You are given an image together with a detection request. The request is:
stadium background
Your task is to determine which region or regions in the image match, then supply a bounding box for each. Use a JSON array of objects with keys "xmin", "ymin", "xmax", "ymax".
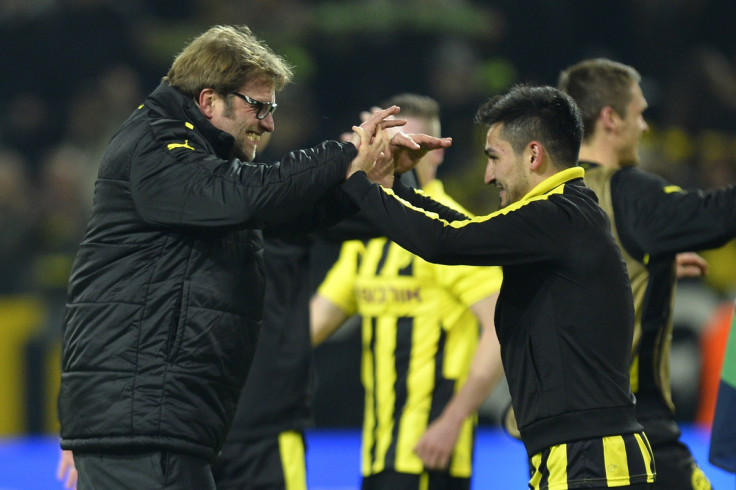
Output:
[{"xmin": 1, "ymin": 0, "xmax": 735, "ymax": 487}]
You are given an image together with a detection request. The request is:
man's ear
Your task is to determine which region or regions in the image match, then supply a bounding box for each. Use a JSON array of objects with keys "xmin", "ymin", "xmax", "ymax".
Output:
[
  {"xmin": 198, "ymin": 88, "xmax": 218, "ymax": 119},
  {"xmin": 528, "ymin": 141, "xmax": 544, "ymax": 171},
  {"xmin": 600, "ymin": 106, "xmax": 619, "ymax": 131}
]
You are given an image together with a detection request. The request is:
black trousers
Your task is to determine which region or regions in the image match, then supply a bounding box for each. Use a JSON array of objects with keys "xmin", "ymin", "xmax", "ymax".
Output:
[
  {"xmin": 212, "ymin": 431, "xmax": 307, "ymax": 490},
  {"xmin": 74, "ymin": 450, "xmax": 215, "ymax": 490}
]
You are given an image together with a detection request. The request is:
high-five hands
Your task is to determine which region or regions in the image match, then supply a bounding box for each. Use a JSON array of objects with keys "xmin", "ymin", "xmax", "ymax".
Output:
[
  {"xmin": 345, "ymin": 105, "xmax": 452, "ymax": 186},
  {"xmin": 345, "ymin": 106, "xmax": 404, "ymax": 186},
  {"xmin": 348, "ymin": 124, "xmax": 392, "ymax": 186},
  {"xmin": 347, "ymin": 105, "xmax": 406, "ymax": 149}
]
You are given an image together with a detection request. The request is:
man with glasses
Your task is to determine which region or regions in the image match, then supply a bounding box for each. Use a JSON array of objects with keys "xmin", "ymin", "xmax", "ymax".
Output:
[
  {"xmin": 229, "ymin": 91, "xmax": 278, "ymax": 120},
  {"xmin": 56, "ymin": 24, "xmax": 449, "ymax": 489}
]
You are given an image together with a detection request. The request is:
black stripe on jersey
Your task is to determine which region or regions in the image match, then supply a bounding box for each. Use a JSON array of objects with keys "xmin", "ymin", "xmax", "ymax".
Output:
[
  {"xmin": 564, "ymin": 438, "xmax": 606, "ymax": 483},
  {"xmin": 625, "ymin": 432, "xmax": 647, "ymax": 480},
  {"xmin": 536, "ymin": 448, "xmax": 552, "ymax": 489},
  {"xmin": 368, "ymin": 316, "xmax": 379, "ymax": 467},
  {"xmin": 564, "ymin": 441, "xmax": 581, "ymax": 483},
  {"xmin": 374, "ymin": 240, "xmax": 391, "ymax": 274},
  {"xmin": 397, "ymin": 254, "xmax": 413, "ymax": 276},
  {"xmin": 429, "ymin": 327, "xmax": 452, "ymax": 424},
  {"xmin": 384, "ymin": 316, "xmax": 414, "ymax": 467}
]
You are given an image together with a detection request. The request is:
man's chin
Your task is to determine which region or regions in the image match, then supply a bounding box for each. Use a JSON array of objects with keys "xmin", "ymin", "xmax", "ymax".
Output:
[{"xmin": 234, "ymin": 147, "xmax": 256, "ymax": 162}]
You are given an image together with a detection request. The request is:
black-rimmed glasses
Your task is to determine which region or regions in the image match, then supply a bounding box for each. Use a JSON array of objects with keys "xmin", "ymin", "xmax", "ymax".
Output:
[{"xmin": 230, "ymin": 92, "xmax": 277, "ymax": 120}]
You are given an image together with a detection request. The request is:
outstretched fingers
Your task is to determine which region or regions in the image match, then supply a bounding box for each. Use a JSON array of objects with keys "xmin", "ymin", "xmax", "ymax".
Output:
[
  {"xmin": 407, "ymin": 133, "xmax": 453, "ymax": 150},
  {"xmin": 361, "ymin": 105, "xmax": 406, "ymax": 137},
  {"xmin": 389, "ymin": 132, "xmax": 453, "ymax": 174}
]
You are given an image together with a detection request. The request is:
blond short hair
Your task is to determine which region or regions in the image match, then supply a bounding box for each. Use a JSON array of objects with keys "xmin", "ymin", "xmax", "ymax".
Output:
[
  {"xmin": 558, "ymin": 58, "xmax": 640, "ymax": 141},
  {"xmin": 164, "ymin": 25, "xmax": 294, "ymax": 98}
]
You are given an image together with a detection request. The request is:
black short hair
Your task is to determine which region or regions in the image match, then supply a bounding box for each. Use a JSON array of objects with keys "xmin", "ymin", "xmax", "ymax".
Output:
[{"xmin": 474, "ymin": 84, "xmax": 583, "ymax": 168}]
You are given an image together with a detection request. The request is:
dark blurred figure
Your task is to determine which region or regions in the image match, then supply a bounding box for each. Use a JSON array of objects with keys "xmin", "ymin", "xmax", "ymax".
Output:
[
  {"xmin": 0, "ymin": 148, "xmax": 36, "ymax": 294},
  {"xmin": 556, "ymin": 57, "xmax": 736, "ymax": 489}
]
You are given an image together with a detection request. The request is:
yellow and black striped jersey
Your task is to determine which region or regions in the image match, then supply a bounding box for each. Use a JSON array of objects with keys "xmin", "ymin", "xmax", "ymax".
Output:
[{"xmin": 318, "ymin": 180, "xmax": 502, "ymax": 477}]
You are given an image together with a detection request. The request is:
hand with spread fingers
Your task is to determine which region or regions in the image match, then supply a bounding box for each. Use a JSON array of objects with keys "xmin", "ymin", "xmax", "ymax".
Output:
[
  {"xmin": 389, "ymin": 131, "xmax": 452, "ymax": 175},
  {"xmin": 347, "ymin": 105, "xmax": 406, "ymax": 148},
  {"xmin": 348, "ymin": 128, "xmax": 453, "ymax": 187}
]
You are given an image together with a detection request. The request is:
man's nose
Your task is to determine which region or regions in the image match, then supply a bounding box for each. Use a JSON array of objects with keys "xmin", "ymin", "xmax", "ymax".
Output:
[
  {"xmin": 261, "ymin": 113, "xmax": 275, "ymax": 132},
  {"xmin": 484, "ymin": 163, "xmax": 495, "ymax": 185}
]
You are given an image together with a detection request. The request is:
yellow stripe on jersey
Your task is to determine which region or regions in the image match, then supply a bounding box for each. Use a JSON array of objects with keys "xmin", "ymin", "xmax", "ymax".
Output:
[
  {"xmin": 378, "ymin": 168, "xmax": 583, "ymax": 231},
  {"xmin": 603, "ymin": 435, "xmax": 631, "ymax": 486},
  {"xmin": 529, "ymin": 434, "xmax": 656, "ymax": 488},
  {"xmin": 529, "ymin": 452, "xmax": 544, "ymax": 489},
  {"xmin": 448, "ymin": 413, "xmax": 474, "ymax": 477},
  {"xmin": 395, "ymin": 318, "xmax": 440, "ymax": 474},
  {"xmin": 634, "ymin": 433, "xmax": 656, "ymax": 483},
  {"xmin": 547, "ymin": 443, "xmax": 569, "ymax": 489},
  {"xmin": 630, "ymin": 354, "xmax": 639, "ymax": 392},
  {"xmin": 529, "ymin": 444, "xmax": 570, "ymax": 489},
  {"xmin": 278, "ymin": 431, "xmax": 306, "ymax": 490},
  {"xmin": 448, "ymin": 167, "xmax": 583, "ymax": 229},
  {"xmin": 419, "ymin": 472, "xmax": 429, "ymax": 490},
  {"xmin": 361, "ymin": 321, "xmax": 377, "ymax": 476}
]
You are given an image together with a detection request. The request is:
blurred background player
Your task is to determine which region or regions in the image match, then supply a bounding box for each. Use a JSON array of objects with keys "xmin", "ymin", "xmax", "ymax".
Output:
[{"xmin": 312, "ymin": 93, "xmax": 502, "ymax": 490}]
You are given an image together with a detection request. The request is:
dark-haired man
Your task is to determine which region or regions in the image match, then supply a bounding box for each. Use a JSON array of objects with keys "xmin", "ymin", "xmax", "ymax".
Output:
[{"xmin": 341, "ymin": 84, "xmax": 656, "ymax": 489}]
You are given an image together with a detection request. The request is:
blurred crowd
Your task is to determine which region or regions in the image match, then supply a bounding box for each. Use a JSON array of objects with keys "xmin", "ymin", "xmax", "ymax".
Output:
[{"xmin": 2, "ymin": 0, "xmax": 736, "ymax": 434}]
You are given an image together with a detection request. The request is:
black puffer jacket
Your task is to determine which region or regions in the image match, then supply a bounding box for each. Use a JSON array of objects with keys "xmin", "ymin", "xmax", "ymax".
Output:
[{"xmin": 58, "ymin": 82, "xmax": 357, "ymax": 462}]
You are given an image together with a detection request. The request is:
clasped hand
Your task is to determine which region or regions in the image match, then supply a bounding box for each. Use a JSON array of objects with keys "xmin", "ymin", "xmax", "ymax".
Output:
[{"xmin": 346, "ymin": 106, "xmax": 452, "ymax": 187}]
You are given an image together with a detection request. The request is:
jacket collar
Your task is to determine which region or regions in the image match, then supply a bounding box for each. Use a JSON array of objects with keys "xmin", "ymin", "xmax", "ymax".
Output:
[
  {"xmin": 146, "ymin": 82, "xmax": 235, "ymax": 159},
  {"xmin": 520, "ymin": 166, "xmax": 584, "ymax": 201}
]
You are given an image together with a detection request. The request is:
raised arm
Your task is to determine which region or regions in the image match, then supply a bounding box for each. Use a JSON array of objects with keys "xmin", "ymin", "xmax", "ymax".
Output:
[
  {"xmin": 347, "ymin": 126, "xmax": 452, "ymax": 188},
  {"xmin": 614, "ymin": 168, "xmax": 736, "ymax": 257},
  {"xmin": 342, "ymin": 171, "xmax": 558, "ymax": 267}
]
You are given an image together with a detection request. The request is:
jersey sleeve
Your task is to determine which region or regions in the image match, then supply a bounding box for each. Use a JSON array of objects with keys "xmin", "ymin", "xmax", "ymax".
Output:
[
  {"xmin": 612, "ymin": 167, "xmax": 736, "ymax": 259},
  {"xmin": 341, "ymin": 172, "xmax": 567, "ymax": 267},
  {"xmin": 436, "ymin": 264, "xmax": 503, "ymax": 308}
]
